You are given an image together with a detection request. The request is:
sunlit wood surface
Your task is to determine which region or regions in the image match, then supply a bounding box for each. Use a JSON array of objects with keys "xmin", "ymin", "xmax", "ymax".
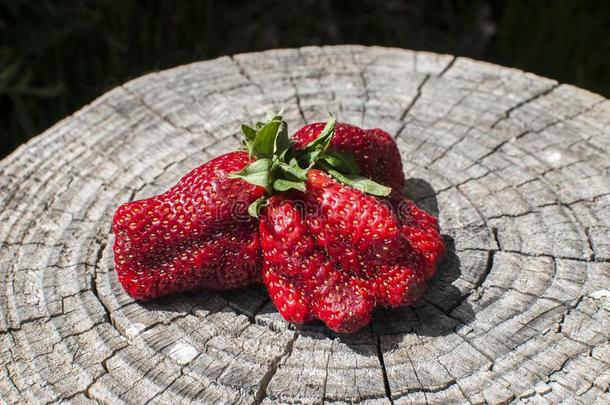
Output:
[{"xmin": 1, "ymin": 46, "xmax": 609, "ymax": 404}]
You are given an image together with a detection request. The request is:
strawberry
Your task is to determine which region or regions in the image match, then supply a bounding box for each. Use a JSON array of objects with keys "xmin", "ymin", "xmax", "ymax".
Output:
[
  {"xmin": 112, "ymin": 112, "xmax": 445, "ymax": 335},
  {"xmin": 112, "ymin": 151, "xmax": 264, "ymax": 300},
  {"xmin": 260, "ymin": 194, "xmax": 376, "ymax": 332},
  {"xmin": 394, "ymin": 197, "xmax": 446, "ymax": 280},
  {"xmin": 292, "ymin": 122, "xmax": 444, "ymax": 279},
  {"xmin": 259, "ymin": 170, "xmax": 428, "ymax": 333},
  {"xmin": 292, "ymin": 122, "xmax": 405, "ymax": 193},
  {"xmin": 304, "ymin": 169, "xmax": 404, "ymax": 274}
]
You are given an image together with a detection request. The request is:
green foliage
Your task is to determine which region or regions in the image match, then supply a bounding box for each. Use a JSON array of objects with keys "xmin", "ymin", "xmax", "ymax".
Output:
[
  {"xmin": 233, "ymin": 113, "xmax": 390, "ymax": 215},
  {"xmin": 1, "ymin": 0, "xmax": 609, "ymax": 158}
]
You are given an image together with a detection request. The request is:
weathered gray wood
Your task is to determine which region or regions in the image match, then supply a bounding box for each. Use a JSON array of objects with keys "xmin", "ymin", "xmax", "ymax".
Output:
[{"xmin": 1, "ymin": 45, "xmax": 609, "ymax": 404}]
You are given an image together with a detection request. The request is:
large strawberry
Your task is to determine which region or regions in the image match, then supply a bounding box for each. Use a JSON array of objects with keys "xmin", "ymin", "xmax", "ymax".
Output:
[
  {"xmin": 113, "ymin": 112, "xmax": 445, "ymax": 334},
  {"xmin": 292, "ymin": 121, "xmax": 444, "ymax": 279},
  {"xmin": 111, "ymin": 114, "xmax": 366, "ymax": 301},
  {"xmin": 292, "ymin": 122, "xmax": 405, "ymax": 193},
  {"xmin": 112, "ymin": 151, "xmax": 264, "ymax": 300},
  {"xmin": 259, "ymin": 171, "xmax": 427, "ymax": 333},
  {"xmin": 231, "ymin": 116, "xmax": 431, "ymax": 332},
  {"xmin": 260, "ymin": 194, "xmax": 375, "ymax": 332}
]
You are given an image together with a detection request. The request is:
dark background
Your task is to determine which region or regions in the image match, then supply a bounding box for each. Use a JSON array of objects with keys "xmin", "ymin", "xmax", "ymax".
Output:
[{"xmin": 1, "ymin": 0, "xmax": 609, "ymax": 158}]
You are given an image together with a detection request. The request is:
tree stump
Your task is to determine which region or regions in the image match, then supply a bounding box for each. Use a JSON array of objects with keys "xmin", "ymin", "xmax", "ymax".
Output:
[{"xmin": 1, "ymin": 46, "xmax": 609, "ymax": 404}]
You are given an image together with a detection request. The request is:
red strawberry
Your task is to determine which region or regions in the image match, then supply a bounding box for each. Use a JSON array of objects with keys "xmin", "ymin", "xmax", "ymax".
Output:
[
  {"xmin": 293, "ymin": 121, "xmax": 444, "ymax": 279},
  {"xmin": 260, "ymin": 194, "xmax": 376, "ymax": 332},
  {"xmin": 292, "ymin": 122, "xmax": 405, "ymax": 193},
  {"xmin": 395, "ymin": 198, "xmax": 446, "ymax": 280},
  {"xmin": 112, "ymin": 113, "xmax": 445, "ymax": 335},
  {"xmin": 259, "ymin": 170, "xmax": 428, "ymax": 333},
  {"xmin": 305, "ymin": 169, "xmax": 404, "ymax": 274},
  {"xmin": 112, "ymin": 151, "xmax": 264, "ymax": 300},
  {"xmin": 304, "ymin": 170, "xmax": 428, "ymax": 306}
]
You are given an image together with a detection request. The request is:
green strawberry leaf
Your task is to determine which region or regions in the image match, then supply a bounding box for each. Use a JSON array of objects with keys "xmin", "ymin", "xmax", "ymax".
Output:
[
  {"xmin": 320, "ymin": 150, "xmax": 359, "ymax": 174},
  {"xmin": 296, "ymin": 151, "xmax": 315, "ymax": 170},
  {"xmin": 241, "ymin": 124, "xmax": 257, "ymax": 142},
  {"xmin": 248, "ymin": 196, "xmax": 268, "ymax": 218},
  {"xmin": 274, "ymin": 120, "xmax": 294, "ymax": 157},
  {"xmin": 298, "ymin": 116, "xmax": 337, "ymax": 168},
  {"xmin": 252, "ymin": 119, "xmax": 282, "ymax": 159},
  {"xmin": 240, "ymin": 125, "xmax": 258, "ymax": 157},
  {"xmin": 277, "ymin": 158, "xmax": 308, "ymax": 181},
  {"xmin": 236, "ymin": 112, "xmax": 391, "ymax": 200},
  {"xmin": 273, "ymin": 179, "xmax": 306, "ymax": 193},
  {"xmin": 303, "ymin": 115, "xmax": 336, "ymax": 153},
  {"xmin": 228, "ymin": 158, "xmax": 272, "ymax": 189},
  {"xmin": 325, "ymin": 169, "xmax": 391, "ymax": 197}
]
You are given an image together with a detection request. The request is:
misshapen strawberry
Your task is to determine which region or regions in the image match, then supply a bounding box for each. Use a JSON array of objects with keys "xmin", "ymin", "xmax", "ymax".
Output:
[
  {"xmin": 306, "ymin": 170, "xmax": 428, "ymax": 314},
  {"xmin": 113, "ymin": 151, "xmax": 264, "ymax": 300},
  {"xmin": 293, "ymin": 121, "xmax": 445, "ymax": 280},
  {"xmin": 260, "ymin": 194, "xmax": 376, "ymax": 333},
  {"xmin": 112, "ymin": 113, "xmax": 445, "ymax": 334},
  {"xmin": 259, "ymin": 170, "xmax": 428, "ymax": 333}
]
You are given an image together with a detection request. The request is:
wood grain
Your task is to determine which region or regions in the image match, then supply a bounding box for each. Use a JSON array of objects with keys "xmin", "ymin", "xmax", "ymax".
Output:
[{"xmin": 1, "ymin": 45, "xmax": 609, "ymax": 404}]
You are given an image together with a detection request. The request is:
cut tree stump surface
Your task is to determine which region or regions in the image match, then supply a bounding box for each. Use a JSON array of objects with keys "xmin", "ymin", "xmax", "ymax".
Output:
[{"xmin": 1, "ymin": 46, "xmax": 609, "ymax": 404}]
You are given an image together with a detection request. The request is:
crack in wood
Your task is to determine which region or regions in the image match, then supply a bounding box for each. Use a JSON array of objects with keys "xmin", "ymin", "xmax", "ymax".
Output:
[
  {"xmin": 461, "ymin": 247, "xmax": 609, "ymax": 263},
  {"xmin": 321, "ymin": 338, "xmax": 334, "ymax": 402},
  {"xmin": 375, "ymin": 334, "xmax": 394, "ymax": 404},
  {"xmin": 399, "ymin": 74, "xmax": 430, "ymax": 121},
  {"xmin": 290, "ymin": 49, "xmax": 308, "ymax": 125},
  {"xmin": 120, "ymin": 85, "xmax": 205, "ymax": 137},
  {"xmin": 584, "ymin": 227, "xmax": 597, "ymax": 262},
  {"xmin": 490, "ymin": 83, "xmax": 560, "ymax": 129},
  {"xmin": 253, "ymin": 331, "xmax": 298, "ymax": 404},
  {"xmin": 84, "ymin": 344, "xmax": 127, "ymax": 401},
  {"xmin": 91, "ymin": 237, "xmax": 111, "ymax": 326},
  {"xmin": 438, "ymin": 55, "xmax": 457, "ymax": 77},
  {"xmin": 474, "ymin": 96, "xmax": 607, "ymax": 172},
  {"xmin": 229, "ymin": 55, "xmax": 266, "ymax": 98}
]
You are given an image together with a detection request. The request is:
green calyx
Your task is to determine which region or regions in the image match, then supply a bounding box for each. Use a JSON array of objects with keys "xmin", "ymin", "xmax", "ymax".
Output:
[{"xmin": 230, "ymin": 112, "xmax": 391, "ymax": 217}]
